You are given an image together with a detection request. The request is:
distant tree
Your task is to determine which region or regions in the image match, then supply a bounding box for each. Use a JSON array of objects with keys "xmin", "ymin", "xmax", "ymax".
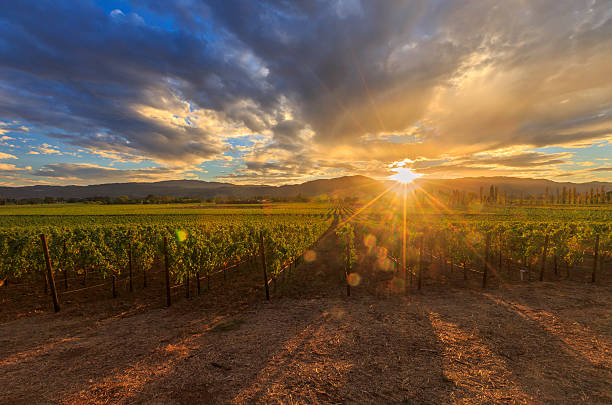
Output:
[{"xmin": 562, "ymin": 187, "xmax": 567, "ymax": 204}]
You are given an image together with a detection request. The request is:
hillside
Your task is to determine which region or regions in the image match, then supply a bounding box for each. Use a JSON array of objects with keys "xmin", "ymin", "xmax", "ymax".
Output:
[
  {"xmin": 0, "ymin": 175, "xmax": 384, "ymax": 200},
  {"xmin": 0, "ymin": 175, "xmax": 609, "ymax": 200}
]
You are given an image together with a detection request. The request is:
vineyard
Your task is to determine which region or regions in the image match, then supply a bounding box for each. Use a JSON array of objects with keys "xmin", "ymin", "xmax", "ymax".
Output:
[
  {"xmin": 2, "ymin": 201, "xmax": 611, "ymax": 318},
  {"xmin": 1, "ymin": 201, "xmax": 611, "ymax": 403},
  {"xmin": 0, "ymin": 203, "xmax": 337, "ymax": 317},
  {"xmin": 335, "ymin": 199, "xmax": 612, "ymax": 294}
]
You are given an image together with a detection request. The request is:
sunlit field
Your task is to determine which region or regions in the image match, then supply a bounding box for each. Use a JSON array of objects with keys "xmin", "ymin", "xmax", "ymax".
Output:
[
  {"xmin": 1, "ymin": 199, "xmax": 611, "ymax": 403},
  {"xmin": 0, "ymin": 202, "xmax": 331, "ymax": 225}
]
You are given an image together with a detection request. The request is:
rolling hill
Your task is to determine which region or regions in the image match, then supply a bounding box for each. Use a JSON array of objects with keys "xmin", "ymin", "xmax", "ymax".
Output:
[{"xmin": 0, "ymin": 175, "xmax": 609, "ymax": 200}]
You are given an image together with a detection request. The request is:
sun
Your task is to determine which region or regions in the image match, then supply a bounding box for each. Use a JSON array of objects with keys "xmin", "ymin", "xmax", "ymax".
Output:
[{"xmin": 389, "ymin": 166, "xmax": 422, "ymax": 184}]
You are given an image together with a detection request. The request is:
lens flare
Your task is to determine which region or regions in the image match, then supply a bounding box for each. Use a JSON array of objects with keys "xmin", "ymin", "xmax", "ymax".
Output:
[
  {"xmin": 376, "ymin": 256, "xmax": 393, "ymax": 271},
  {"xmin": 375, "ymin": 246, "xmax": 388, "ymax": 259},
  {"xmin": 364, "ymin": 233, "xmax": 376, "ymax": 248},
  {"xmin": 175, "ymin": 229, "xmax": 188, "ymax": 243},
  {"xmin": 347, "ymin": 272, "xmax": 362, "ymax": 287},
  {"xmin": 304, "ymin": 249, "xmax": 317, "ymax": 262}
]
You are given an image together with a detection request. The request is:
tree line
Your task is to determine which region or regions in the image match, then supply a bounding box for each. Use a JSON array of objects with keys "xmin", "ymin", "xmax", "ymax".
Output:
[{"xmin": 431, "ymin": 185, "xmax": 610, "ymax": 207}]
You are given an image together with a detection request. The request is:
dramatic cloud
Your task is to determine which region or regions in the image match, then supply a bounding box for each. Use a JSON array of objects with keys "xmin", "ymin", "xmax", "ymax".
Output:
[
  {"xmin": 0, "ymin": 0, "xmax": 611, "ymax": 184},
  {"xmin": 33, "ymin": 163, "xmax": 195, "ymax": 184}
]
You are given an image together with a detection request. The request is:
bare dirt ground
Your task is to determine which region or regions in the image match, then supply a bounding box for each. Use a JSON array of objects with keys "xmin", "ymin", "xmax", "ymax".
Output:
[{"xmin": 1, "ymin": 234, "xmax": 611, "ymax": 404}]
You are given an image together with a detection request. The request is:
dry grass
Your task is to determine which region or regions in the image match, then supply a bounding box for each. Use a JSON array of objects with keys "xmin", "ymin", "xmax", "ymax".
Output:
[{"xmin": 1, "ymin": 236, "xmax": 610, "ymax": 404}]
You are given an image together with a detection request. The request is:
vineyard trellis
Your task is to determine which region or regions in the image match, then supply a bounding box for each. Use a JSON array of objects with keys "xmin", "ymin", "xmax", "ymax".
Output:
[
  {"xmin": 2, "ymin": 203, "xmax": 611, "ymax": 309},
  {"xmin": 1, "ymin": 213, "xmax": 334, "ymax": 311},
  {"xmin": 343, "ymin": 207, "xmax": 612, "ymax": 292}
]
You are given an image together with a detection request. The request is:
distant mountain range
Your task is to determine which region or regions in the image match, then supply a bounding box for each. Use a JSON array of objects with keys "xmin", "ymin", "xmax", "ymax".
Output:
[
  {"xmin": 0, "ymin": 176, "xmax": 610, "ymax": 200},
  {"xmin": 0, "ymin": 176, "xmax": 384, "ymax": 200}
]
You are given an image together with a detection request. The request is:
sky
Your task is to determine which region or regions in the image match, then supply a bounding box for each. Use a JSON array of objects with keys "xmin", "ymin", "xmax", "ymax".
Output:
[{"xmin": 0, "ymin": 0, "xmax": 611, "ymax": 187}]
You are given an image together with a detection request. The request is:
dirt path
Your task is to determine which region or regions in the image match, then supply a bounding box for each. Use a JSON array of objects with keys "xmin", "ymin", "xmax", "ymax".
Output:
[{"xmin": 1, "ymin": 232, "xmax": 611, "ymax": 404}]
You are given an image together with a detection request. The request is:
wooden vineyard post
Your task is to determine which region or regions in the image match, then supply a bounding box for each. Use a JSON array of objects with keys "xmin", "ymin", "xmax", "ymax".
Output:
[
  {"xmin": 539, "ymin": 234, "xmax": 549, "ymax": 282},
  {"xmin": 592, "ymin": 234, "xmax": 599, "ymax": 283},
  {"xmin": 112, "ymin": 274, "xmax": 117, "ymax": 298},
  {"xmin": 527, "ymin": 261, "xmax": 531, "ymax": 282},
  {"xmin": 39, "ymin": 234, "xmax": 60, "ymax": 313},
  {"xmin": 554, "ymin": 254, "xmax": 558, "ymax": 276},
  {"xmin": 463, "ymin": 262, "xmax": 467, "ymax": 281},
  {"xmin": 506, "ymin": 258, "xmax": 511, "ymax": 277},
  {"xmin": 483, "ymin": 233, "xmax": 490, "ymax": 288},
  {"xmin": 164, "ymin": 237, "xmax": 171, "ymax": 307},
  {"xmin": 345, "ymin": 243, "xmax": 351, "ymax": 297},
  {"xmin": 418, "ymin": 234, "xmax": 423, "ymax": 291},
  {"xmin": 185, "ymin": 270, "xmax": 190, "ymax": 299},
  {"xmin": 196, "ymin": 271, "xmax": 201, "ymax": 296},
  {"xmin": 260, "ymin": 231, "xmax": 270, "ymax": 301},
  {"xmin": 128, "ymin": 238, "xmax": 133, "ymax": 293}
]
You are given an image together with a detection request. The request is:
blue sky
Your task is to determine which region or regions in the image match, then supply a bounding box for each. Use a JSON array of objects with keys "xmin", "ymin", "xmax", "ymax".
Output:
[{"xmin": 1, "ymin": 0, "xmax": 611, "ymax": 186}]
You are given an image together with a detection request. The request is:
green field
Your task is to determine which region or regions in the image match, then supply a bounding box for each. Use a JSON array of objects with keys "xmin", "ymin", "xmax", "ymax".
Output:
[
  {"xmin": 1, "ymin": 201, "xmax": 610, "ymax": 290},
  {"xmin": 0, "ymin": 202, "xmax": 331, "ymax": 227},
  {"xmin": 0, "ymin": 202, "xmax": 338, "ymax": 292},
  {"xmin": 2, "ymin": 201, "xmax": 611, "ymax": 226},
  {"xmin": 350, "ymin": 200, "xmax": 611, "ymax": 279}
]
